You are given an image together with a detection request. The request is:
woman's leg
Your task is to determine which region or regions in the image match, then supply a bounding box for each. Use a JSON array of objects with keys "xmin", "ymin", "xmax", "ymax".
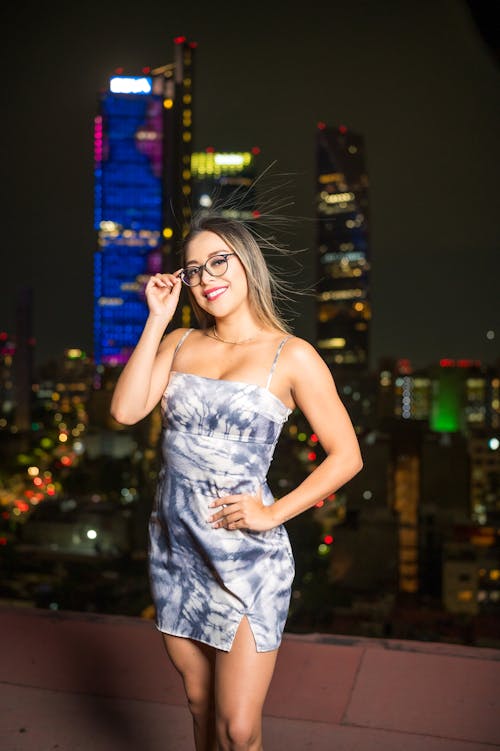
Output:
[
  {"xmin": 215, "ymin": 617, "xmax": 279, "ymax": 751},
  {"xmin": 162, "ymin": 634, "xmax": 217, "ymax": 751}
]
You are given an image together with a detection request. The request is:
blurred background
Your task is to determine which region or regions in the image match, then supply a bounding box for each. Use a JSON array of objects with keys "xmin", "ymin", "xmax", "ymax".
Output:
[{"xmin": 1, "ymin": 0, "xmax": 499, "ymax": 647}]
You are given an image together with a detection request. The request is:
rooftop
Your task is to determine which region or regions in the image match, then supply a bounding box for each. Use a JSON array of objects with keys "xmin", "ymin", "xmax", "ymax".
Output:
[{"xmin": 2, "ymin": 606, "xmax": 500, "ymax": 750}]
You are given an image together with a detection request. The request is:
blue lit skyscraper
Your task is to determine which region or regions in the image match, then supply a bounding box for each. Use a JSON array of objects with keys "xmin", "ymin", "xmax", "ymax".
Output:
[
  {"xmin": 93, "ymin": 38, "xmax": 195, "ymax": 365},
  {"xmin": 315, "ymin": 123, "xmax": 371, "ymax": 370}
]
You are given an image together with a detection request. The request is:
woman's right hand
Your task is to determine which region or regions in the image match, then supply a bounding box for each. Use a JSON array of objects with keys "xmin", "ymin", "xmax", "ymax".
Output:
[{"xmin": 145, "ymin": 271, "xmax": 183, "ymax": 321}]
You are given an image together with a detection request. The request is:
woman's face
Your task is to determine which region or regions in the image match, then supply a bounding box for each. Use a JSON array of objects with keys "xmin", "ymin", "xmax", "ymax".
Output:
[{"xmin": 183, "ymin": 230, "xmax": 250, "ymax": 317}]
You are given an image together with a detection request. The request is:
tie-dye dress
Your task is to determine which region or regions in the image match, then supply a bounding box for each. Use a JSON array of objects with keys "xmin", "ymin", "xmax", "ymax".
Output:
[{"xmin": 148, "ymin": 329, "xmax": 295, "ymax": 652}]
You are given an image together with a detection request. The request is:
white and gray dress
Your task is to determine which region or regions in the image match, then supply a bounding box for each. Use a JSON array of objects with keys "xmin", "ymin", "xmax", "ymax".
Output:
[{"xmin": 148, "ymin": 328, "xmax": 295, "ymax": 652}]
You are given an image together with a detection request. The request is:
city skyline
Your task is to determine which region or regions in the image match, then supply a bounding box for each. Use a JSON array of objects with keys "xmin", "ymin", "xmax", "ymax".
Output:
[{"xmin": 2, "ymin": 0, "xmax": 499, "ymax": 370}]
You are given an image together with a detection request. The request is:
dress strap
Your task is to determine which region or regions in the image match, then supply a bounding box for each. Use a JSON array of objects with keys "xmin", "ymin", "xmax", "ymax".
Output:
[
  {"xmin": 173, "ymin": 328, "xmax": 194, "ymax": 358},
  {"xmin": 265, "ymin": 336, "xmax": 292, "ymax": 391}
]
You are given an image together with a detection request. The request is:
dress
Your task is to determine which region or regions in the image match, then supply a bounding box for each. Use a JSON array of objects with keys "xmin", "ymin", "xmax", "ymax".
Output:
[{"xmin": 148, "ymin": 328, "xmax": 295, "ymax": 652}]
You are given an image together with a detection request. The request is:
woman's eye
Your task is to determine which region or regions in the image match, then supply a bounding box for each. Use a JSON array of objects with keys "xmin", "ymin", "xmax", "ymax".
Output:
[
  {"xmin": 186, "ymin": 267, "xmax": 199, "ymax": 278},
  {"xmin": 211, "ymin": 257, "xmax": 225, "ymax": 266}
]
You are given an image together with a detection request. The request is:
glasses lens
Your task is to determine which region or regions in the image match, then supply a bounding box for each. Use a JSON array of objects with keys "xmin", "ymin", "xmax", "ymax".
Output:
[
  {"xmin": 182, "ymin": 267, "xmax": 200, "ymax": 286},
  {"xmin": 206, "ymin": 255, "xmax": 228, "ymax": 277}
]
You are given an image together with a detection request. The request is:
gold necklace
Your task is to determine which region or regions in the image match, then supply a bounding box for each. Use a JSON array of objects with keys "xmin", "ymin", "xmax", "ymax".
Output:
[{"xmin": 210, "ymin": 326, "xmax": 261, "ymax": 345}]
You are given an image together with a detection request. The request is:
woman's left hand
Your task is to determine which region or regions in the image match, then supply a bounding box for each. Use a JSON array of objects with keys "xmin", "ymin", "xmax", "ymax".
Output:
[{"xmin": 208, "ymin": 488, "xmax": 277, "ymax": 532}]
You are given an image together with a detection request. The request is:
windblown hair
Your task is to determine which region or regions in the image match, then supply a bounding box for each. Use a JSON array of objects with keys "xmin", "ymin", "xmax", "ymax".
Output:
[{"xmin": 180, "ymin": 214, "xmax": 294, "ymax": 334}]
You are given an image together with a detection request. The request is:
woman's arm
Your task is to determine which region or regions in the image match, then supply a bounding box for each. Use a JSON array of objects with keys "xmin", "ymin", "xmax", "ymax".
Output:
[
  {"xmin": 209, "ymin": 337, "xmax": 363, "ymax": 530},
  {"xmin": 269, "ymin": 338, "xmax": 363, "ymax": 525},
  {"xmin": 110, "ymin": 272, "xmax": 183, "ymax": 425}
]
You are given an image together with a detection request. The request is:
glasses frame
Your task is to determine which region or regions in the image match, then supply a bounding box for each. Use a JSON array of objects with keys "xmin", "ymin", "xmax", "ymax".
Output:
[{"xmin": 179, "ymin": 252, "xmax": 236, "ymax": 287}]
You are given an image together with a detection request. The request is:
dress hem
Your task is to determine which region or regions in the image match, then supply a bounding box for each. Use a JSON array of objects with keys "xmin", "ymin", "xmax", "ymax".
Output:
[{"xmin": 153, "ymin": 621, "xmax": 282, "ymax": 654}]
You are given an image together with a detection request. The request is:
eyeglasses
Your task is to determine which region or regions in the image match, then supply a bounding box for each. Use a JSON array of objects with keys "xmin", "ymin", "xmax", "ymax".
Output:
[{"xmin": 179, "ymin": 253, "xmax": 236, "ymax": 287}]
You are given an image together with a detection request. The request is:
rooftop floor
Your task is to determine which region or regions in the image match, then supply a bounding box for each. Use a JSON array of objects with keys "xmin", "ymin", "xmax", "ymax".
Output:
[{"xmin": 2, "ymin": 606, "xmax": 500, "ymax": 750}]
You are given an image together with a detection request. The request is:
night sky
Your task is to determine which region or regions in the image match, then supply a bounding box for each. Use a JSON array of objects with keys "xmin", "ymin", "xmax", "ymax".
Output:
[{"xmin": 3, "ymin": 0, "xmax": 499, "ymax": 371}]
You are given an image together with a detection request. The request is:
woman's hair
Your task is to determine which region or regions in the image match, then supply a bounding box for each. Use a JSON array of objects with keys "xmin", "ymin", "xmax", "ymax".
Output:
[{"xmin": 180, "ymin": 214, "xmax": 293, "ymax": 333}]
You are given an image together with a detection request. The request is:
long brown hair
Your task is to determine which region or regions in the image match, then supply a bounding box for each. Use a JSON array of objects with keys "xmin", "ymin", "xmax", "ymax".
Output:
[{"xmin": 181, "ymin": 215, "xmax": 292, "ymax": 333}]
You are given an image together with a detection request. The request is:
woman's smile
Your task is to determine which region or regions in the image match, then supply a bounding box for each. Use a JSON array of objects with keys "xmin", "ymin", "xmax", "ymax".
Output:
[{"xmin": 203, "ymin": 285, "xmax": 228, "ymax": 301}]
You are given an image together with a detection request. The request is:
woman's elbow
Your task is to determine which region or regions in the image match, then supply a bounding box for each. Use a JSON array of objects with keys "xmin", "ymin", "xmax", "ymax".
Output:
[
  {"xmin": 110, "ymin": 405, "xmax": 140, "ymax": 426},
  {"xmin": 345, "ymin": 450, "xmax": 363, "ymax": 480}
]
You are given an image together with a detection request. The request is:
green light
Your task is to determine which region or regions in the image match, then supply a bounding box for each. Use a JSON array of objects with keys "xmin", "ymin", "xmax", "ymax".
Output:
[
  {"xmin": 298, "ymin": 432, "xmax": 307, "ymax": 441},
  {"xmin": 430, "ymin": 369, "xmax": 462, "ymax": 432}
]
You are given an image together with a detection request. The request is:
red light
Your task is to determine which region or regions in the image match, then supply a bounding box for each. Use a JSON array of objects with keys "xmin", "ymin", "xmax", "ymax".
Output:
[
  {"xmin": 115, "ymin": 67, "xmax": 124, "ymax": 74},
  {"xmin": 189, "ymin": 41, "xmax": 198, "ymax": 48},
  {"xmin": 315, "ymin": 500, "xmax": 324, "ymax": 508},
  {"xmin": 397, "ymin": 358, "xmax": 412, "ymax": 374},
  {"xmin": 440, "ymin": 358, "xmax": 455, "ymax": 367},
  {"xmin": 33, "ymin": 477, "xmax": 43, "ymax": 487},
  {"xmin": 338, "ymin": 124, "xmax": 348, "ymax": 134},
  {"xmin": 327, "ymin": 493, "xmax": 336, "ymax": 501},
  {"xmin": 15, "ymin": 501, "xmax": 29, "ymax": 512},
  {"xmin": 324, "ymin": 535, "xmax": 334, "ymax": 545},
  {"xmin": 47, "ymin": 487, "xmax": 56, "ymax": 496},
  {"xmin": 317, "ymin": 121, "xmax": 326, "ymax": 130},
  {"xmin": 0, "ymin": 332, "xmax": 7, "ymax": 340},
  {"xmin": 0, "ymin": 537, "xmax": 7, "ymax": 546},
  {"xmin": 252, "ymin": 210, "xmax": 261, "ymax": 218},
  {"xmin": 251, "ymin": 146, "xmax": 261, "ymax": 155},
  {"xmin": 174, "ymin": 36, "xmax": 187, "ymax": 44},
  {"xmin": 310, "ymin": 433, "xmax": 318, "ymax": 443},
  {"xmin": 307, "ymin": 451, "xmax": 317, "ymax": 461},
  {"xmin": 60, "ymin": 456, "xmax": 72, "ymax": 466},
  {"xmin": 205, "ymin": 146, "xmax": 215, "ymax": 153},
  {"xmin": 142, "ymin": 66, "xmax": 151, "ymax": 74}
]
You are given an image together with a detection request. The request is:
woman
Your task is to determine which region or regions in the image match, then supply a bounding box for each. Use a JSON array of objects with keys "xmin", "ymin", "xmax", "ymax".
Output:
[{"xmin": 110, "ymin": 215, "xmax": 363, "ymax": 751}]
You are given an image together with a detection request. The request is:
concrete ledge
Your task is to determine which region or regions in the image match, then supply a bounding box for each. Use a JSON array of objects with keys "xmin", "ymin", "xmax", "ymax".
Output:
[{"xmin": 2, "ymin": 607, "xmax": 500, "ymax": 750}]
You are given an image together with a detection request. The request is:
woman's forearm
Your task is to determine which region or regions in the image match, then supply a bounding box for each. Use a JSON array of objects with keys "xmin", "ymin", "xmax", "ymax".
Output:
[
  {"xmin": 110, "ymin": 314, "xmax": 171, "ymax": 424},
  {"xmin": 270, "ymin": 451, "xmax": 363, "ymax": 526}
]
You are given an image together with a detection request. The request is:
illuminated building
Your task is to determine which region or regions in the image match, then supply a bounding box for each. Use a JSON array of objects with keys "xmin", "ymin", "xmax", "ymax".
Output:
[
  {"xmin": 191, "ymin": 149, "xmax": 260, "ymax": 219},
  {"xmin": 377, "ymin": 358, "xmax": 499, "ymax": 432},
  {"xmin": 14, "ymin": 286, "xmax": 34, "ymax": 431},
  {"xmin": 469, "ymin": 432, "xmax": 500, "ymax": 524},
  {"xmin": 442, "ymin": 526, "xmax": 500, "ymax": 615},
  {"xmin": 0, "ymin": 331, "xmax": 16, "ymax": 430},
  {"xmin": 393, "ymin": 451, "xmax": 420, "ymax": 594},
  {"xmin": 315, "ymin": 123, "xmax": 371, "ymax": 370},
  {"xmin": 93, "ymin": 37, "xmax": 196, "ymax": 365}
]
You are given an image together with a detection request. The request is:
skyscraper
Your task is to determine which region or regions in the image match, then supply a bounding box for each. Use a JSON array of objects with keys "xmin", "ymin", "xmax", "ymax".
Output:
[
  {"xmin": 315, "ymin": 123, "xmax": 371, "ymax": 370},
  {"xmin": 93, "ymin": 37, "xmax": 195, "ymax": 366},
  {"xmin": 190, "ymin": 148, "xmax": 260, "ymax": 219}
]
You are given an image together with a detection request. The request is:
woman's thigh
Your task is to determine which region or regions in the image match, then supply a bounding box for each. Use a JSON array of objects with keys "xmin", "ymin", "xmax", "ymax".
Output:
[
  {"xmin": 215, "ymin": 616, "xmax": 278, "ymax": 723},
  {"xmin": 162, "ymin": 633, "xmax": 215, "ymax": 711}
]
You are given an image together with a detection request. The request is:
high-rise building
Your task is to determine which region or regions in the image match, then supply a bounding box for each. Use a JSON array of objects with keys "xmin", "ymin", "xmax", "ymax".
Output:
[
  {"xmin": 315, "ymin": 123, "xmax": 371, "ymax": 370},
  {"xmin": 190, "ymin": 149, "xmax": 260, "ymax": 219},
  {"xmin": 93, "ymin": 37, "xmax": 196, "ymax": 366}
]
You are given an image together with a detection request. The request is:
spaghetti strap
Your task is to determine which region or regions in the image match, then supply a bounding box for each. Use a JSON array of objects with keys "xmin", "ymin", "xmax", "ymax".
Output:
[
  {"xmin": 173, "ymin": 328, "xmax": 194, "ymax": 358},
  {"xmin": 266, "ymin": 337, "xmax": 292, "ymax": 391}
]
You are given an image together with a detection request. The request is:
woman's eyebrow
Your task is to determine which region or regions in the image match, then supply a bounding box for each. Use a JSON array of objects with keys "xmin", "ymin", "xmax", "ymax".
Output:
[{"xmin": 184, "ymin": 251, "xmax": 230, "ymax": 266}]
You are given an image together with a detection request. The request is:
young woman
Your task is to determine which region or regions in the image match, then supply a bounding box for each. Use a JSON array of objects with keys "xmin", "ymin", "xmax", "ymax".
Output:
[{"xmin": 110, "ymin": 215, "xmax": 363, "ymax": 751}]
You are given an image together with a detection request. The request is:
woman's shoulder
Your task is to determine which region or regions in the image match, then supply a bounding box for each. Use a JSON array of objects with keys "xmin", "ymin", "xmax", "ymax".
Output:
[
  {"xmin": 281, "ymin": 334, "xmax": 321, "ymax": 360},
  {"xmin": 158, "ymin": 326, "xmax": 195, "ymax": 354}
]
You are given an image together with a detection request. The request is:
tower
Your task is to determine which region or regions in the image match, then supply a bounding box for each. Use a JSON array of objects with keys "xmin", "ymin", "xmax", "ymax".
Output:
[
  {"xmin": 315, "ymin": 123, "xmax": 371, "ymax": 371},
  {"xmin": 190, "ymin": 148, "xmax": 261, "ymax": 219},
  {"xmin": 93, "ymin": 37, "xmax": 196, "ymax": 366}
]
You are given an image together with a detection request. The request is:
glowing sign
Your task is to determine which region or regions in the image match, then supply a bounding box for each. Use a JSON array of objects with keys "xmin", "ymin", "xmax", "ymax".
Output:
[
  {"xmin": 109, "ymin": 76, "xmax": 152, "ymax": 94},
  {"xmin": 214, "ymin": 153, "xmax": 245, "ymax": 166}
]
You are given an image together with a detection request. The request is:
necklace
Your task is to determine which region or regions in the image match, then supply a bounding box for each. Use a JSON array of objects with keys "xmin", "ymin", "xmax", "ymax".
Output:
[{"xmin": 210, "ymin": 326, "xmax": 261, "ymax": 345}]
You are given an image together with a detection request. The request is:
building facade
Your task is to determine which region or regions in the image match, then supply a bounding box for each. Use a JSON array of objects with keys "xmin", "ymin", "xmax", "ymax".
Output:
[
  {"xmin": 190, "ymin": 149, "xmax": 260, "ymax": 219},
  {"xmin": 315, "ymin": 123, "xmax": 371, "ymax": 370},
  {"xmin": 93, "ymin": 37, "xmax": 195, "ymax": 366}
]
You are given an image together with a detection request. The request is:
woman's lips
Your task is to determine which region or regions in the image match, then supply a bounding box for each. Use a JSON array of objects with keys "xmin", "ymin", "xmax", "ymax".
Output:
[{"xmin": 204, "ymin": 286, "xmax": 228, "ymax": 301}]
